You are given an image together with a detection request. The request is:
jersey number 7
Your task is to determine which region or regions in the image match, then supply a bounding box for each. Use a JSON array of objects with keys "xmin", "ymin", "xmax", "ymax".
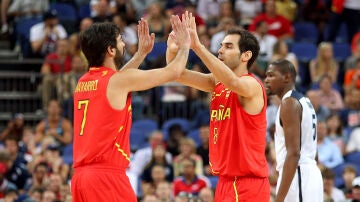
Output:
[{"xmin": 77, "ymin": 100, "xmax": 89, "ymax": 135}]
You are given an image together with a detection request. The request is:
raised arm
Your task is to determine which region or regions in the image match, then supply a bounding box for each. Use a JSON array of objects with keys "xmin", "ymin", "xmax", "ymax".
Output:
[
  {"xmin": 166, "ymin": 13, "xmax": 215, "ymax": 93},
  {"xmin": 275, "ymin": 98, "xmax": 301, "ymax": 202},
  {"xmin": 111, "ymin": 15, "xmax": 190, "ymax": 94},
  {"xmin": 120, "ymin": 18, "xmax": 155, "ymax": 71}
]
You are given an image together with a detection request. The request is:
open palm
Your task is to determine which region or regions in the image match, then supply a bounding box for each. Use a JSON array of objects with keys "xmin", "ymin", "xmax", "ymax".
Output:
[{"xmin": 137, "ymin": 18, "xmax": 155, "ymax": 56}]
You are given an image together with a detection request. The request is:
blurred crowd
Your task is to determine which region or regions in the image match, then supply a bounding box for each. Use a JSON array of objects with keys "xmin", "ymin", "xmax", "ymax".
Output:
[{"xmin": 0, "ymin": 0, "xmax": 360, "ymax": 201}]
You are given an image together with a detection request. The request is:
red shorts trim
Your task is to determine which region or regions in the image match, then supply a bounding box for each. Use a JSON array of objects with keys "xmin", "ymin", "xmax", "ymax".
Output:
[
  {"xmin": 71, "ymin": 168, "xmax": 136, "ymax": 202},
  {"xmin": 214, "ymin": 176, "xmax": 270, "ymax": 202}
]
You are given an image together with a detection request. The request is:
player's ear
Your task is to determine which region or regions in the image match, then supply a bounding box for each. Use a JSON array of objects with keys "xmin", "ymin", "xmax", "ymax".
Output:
[
  {"xmin": 241, "ymin": 50, "xmax": 252, "ymax": 62},
  {"xmin": 106, "ymin": 46, "xmax": 116, "ymax": 56}
]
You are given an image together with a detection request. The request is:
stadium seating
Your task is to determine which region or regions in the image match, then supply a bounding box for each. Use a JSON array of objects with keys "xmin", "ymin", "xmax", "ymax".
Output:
[
  {"xmin": 161, "ymin": 118, "xmax": 191, "ymax": 140},
  {"xmin": 294, "ymin": 22, "xmax": 318, "ymax": 43}
]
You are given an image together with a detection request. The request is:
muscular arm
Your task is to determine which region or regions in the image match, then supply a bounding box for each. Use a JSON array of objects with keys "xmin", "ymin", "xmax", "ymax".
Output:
[{"xmin": 276, "ymin": 97, "xmax": 301, "ymax": 202}]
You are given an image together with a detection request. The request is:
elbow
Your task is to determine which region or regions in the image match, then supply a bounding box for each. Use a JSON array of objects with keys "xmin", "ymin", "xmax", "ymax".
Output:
[{"xmin": 288, "ymin": 150, "xmax": 301, "ymax": 162}]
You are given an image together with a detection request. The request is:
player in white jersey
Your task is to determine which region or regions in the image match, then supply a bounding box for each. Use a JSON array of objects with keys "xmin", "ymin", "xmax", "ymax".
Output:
[{"xmin": 265, "ymin": 59, "xmax": 323, "ymax": 202}]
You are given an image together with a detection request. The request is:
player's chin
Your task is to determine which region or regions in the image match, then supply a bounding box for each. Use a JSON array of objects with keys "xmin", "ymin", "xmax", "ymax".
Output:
[{"xmin": 265, "ymin": 87, "xmax": 273, "ymax": 95}]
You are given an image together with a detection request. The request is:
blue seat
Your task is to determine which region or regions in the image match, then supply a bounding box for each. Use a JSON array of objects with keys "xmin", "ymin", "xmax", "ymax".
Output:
[
  {"xmin": 15, "ymin": 18, "xmax": 42, "ymax": 57},
  {"xmin": 132, "ymin": 118, "xmax": 159, "ymax": 137},
  {"xmin": 345, "ymin": 152, "xmax": 360, "ymax": 165},
  {"xmin": 61, "ymin": 143, "xmax": 73, "ymax": 165},
  {"xmin": 130, "ymin": 128, "xmax": 148, "ymax": 151},
  {"xmin": 294, "ymin": 22, "xmax": 318, "ymax": 43},
  {"xmin": 50, "ymin": 3, "xmax": 77, "ymax": 21},
  {"xmin": 187, "ymin": 129, "xmax": 201, "ymax": 147},
  {"xmin": 324, "ymin": 23, "xmax": 348, "ymax": 43},
  {"xmin": 162, "ymin": 118, "xmax": 190, "ymax": 140},
  {"xmin": 290, "ymin": 42, "xmax": 317, "ymax": 62},
  {"xmin": 332, "ymin": 42, "xmax": 351, "ymax": 62},
  {"xmin": 78, "ymin": 4, "xmax": 91, "ymax": 19}
]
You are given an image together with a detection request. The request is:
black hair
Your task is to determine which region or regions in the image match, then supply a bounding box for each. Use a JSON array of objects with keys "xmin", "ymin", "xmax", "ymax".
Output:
[
  {"xmin": 226, "ymin": 27, "xmax": 260, "ymax": 69},
  {"xmin": 80, "ymin": 22, "xmax": 120, "ymax": 67},
  {"xmin": 269, "ymin": 59, "xmax": 297, "ymax": 82}
]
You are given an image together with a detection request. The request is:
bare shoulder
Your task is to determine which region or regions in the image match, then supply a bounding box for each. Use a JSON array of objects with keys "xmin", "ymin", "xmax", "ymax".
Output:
[{"xmin": 280, "ymin": 97, "xmax": 302, "ymax": 118}]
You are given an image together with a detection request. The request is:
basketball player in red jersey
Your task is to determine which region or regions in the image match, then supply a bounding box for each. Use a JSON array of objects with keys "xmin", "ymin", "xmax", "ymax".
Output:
[
  {"xmin": 71, "ymin": 16, "xmax": 190, "ymax": 202},
  {"xmin": 167, "ymin": 12, "xmax": 270, "ymax": 201}
]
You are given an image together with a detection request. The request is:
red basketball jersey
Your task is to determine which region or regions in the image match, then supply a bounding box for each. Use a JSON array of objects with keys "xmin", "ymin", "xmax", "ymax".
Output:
[
  {"xmin": 73, "ymin": 67, "xmax": 132, "ymax": 169},
  {"xmin": 209, "ymin": 74, "xmax": 268, "ymax": 177}
]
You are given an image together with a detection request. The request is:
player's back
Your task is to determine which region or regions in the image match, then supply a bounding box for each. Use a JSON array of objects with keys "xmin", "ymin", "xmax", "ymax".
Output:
[
  {"xmin": 275, "ymin": 90, "xmax": 317, "ymax": 171},
  {"xmin": 73, "ymin": 67, "xmax": 132, "ymax": 170}
]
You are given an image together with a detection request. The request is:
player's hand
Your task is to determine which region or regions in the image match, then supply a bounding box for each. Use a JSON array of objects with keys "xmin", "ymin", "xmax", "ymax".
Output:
[
  {"xmin": 167, "ymin": 31, "xmax": 179, "ymax": 54},
  {"xmin": 137, "ymin": 18, "xmax": 155, "ymax": 57},
  {"xmin": 183, "ymin": 11, "xmax": 200, "ymax": 50},
  {"xmin": 170, "ymin": 14, "xmax": 190, "ymax": 49}
]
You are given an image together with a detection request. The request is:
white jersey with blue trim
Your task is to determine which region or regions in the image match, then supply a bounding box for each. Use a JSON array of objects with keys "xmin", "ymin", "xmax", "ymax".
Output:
[{"xmin": 275, "ymin": 90, "xmax": 318, "ymax": 171}]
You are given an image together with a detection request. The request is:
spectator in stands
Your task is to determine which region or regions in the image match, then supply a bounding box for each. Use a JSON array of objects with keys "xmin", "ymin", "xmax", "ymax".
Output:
[
  {"xmin": 249, "ymin": 0, "xmax": 294, "ymax": 41},
  {"xmin": 43, "ymin": 144, "xmax": 70, "ymax": 182},
  {"xmin": 30, "ymin": 10, "xmax": 68, "ymax": 57},
  {"xmin": 132, "ymin": 0, "xmax": 155, "ymax": 19},
  {"xmin": 345, "ymin": 127, "xmax": 360, "ymax": 154},
  {"xmin": 270, "ymin": 39, "xmax": 299, "ymax": 79},
  {"xmin": 35, "ymin": 99, "xmax": 72, "ymax": 149},
  {"xmin": 172, "ymin": 158, "xmax": 210, "ymax": 197},
  {"xmin": 141, "ymin": 143, "xmax": 174, "ymax": 186},
  {"xmin": 47, "ymin": 173, "xmax": 64, "ymax": 201},
  {"xmin": 198, "ymin": 187, "xmax": 214, "ymax": 202},
  {"xmin": 141, "ymin": 164, "xmax": 168, "ymax": 197},
  {"xmin": 56, "ymin": 54, "xmax": 87, "ymax": 120},
  {"xmin": 306, "ymin": 90, "xmax": 331, "ymax": 122},
  {"xmin": 326, "ymin": 113, "xmax": 346, "ymax": 154},
  {"xmin": 234, "ymin": 0, "xmax": 262, "ymax": 29},
  {"xmin": 0, "ymin": 113, "xmax": 24, "ymax": 142},
  {"xmin": 40, "ymin": 38, "xmax": 73, "ymax": 109},
  {"xmin": 42, "ymin": 189, "xmax": 56, "ymax": 202},
  {"xmin": 114, "ymin": 0, "xmax": 136, "ymax": 25},
  {"xmin": 155, "ymin": 181, "xmax": 172, "ymax": 202},
  {"xmin": 7, "ymin": 0, "xmax": 48, "ymax": 22},
  {"xmin": 196, "ymin": 0, "xmax": 227, "ymax": 27},
  {"xmin": 144, "ymin": 2, "xmax": 171, "ymax": 42},
  {"xmin": 325, "ymin": 0, "xmax": 360, "ymax": 44},
  {"xmin": 344, "ymin": 58, "xmax": 360, "ymax": 104},
  {"xmin": 309, "ymin": 42, "xmax": 339, "ymax": 84},
  {"xmin": 24, "ymin": 187, "xmax": 44, "ymax": 202},
  {"xmin": 129, "ymin": 130, "xmax": 172, "ymax": 178},
  {"xmin": 310, "ymin": 74, "xmax": 344, "ymax": 112},
  {"xmin": 183, "ymin": 1, "xmax": 207, "ymax": 36},
  {"xmin": 4, "ymin": 137, "xmax": 26, "ymax": 166},
  {"xmin": 0, "ymin": 150, "xmax": 30, "ymax": 192},
  {"xmin": 166, "ymin": 124, "xmax": 187, "ymax": 156},
  {"xmin": 317, "ymin": 121, "xmax": 344, "ymax": 169},
  {"xmin": 24, "ymin": 162, "xmax": 50, "ymax": 192},
  {"xmin": 91, "ymin": 0, "xmax": 114, "ymax": 23},
  {"xmin": 340, "ymin": 165, "xmax": 358, "ymax": 198},
  {"xmin": 0, "ymin": 161, "xmax": 17, "ymax": 199},
  {"xmin": 322, "ymin": 167, "xmax": 346, "ymax": 202},
  {"xmin": 252, "ymin": 20, "xmax": 277, "ymax": 78},
  {"xmin": 173, "ymin": 137, "xmax": 203, "ymax": 177},
  {"xmin": 345, "ymin": 36, "xmax": 360, "ymax": 70},
  {"xmin": 347, "ymin": 176, "xmax": 360, "ymax": 202}
]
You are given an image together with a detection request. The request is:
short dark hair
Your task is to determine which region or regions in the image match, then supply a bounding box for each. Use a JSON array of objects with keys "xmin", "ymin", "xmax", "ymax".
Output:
[
  {"xmin": 322, "ymin": 168, "xmax": 335, "ymax": 180},
  {"xmin": 80, "ymin": 22, "xmax": 120, "ymax": 67},
  {"xmin": 269, "ymin": 59, "xmax": 297, "ymax": 82},
  {"xmin": 226, "ymin": 27, "xmax": 259, "ymax": 69}
]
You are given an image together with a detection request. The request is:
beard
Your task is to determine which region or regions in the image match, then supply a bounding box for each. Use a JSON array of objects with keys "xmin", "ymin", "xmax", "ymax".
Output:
[{"xmin": 114, "ymin": 48, "xmax": 124, "ymax": 70}]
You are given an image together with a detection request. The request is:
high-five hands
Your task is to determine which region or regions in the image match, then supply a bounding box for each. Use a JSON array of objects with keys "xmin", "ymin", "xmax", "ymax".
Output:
[
  {"xmin": 169, "ymin": 14, "xmax": 190, "ymax": 49},
  {"xmin": 137, "ymin": 18, "xmax": 155, "ymax": 56}
]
